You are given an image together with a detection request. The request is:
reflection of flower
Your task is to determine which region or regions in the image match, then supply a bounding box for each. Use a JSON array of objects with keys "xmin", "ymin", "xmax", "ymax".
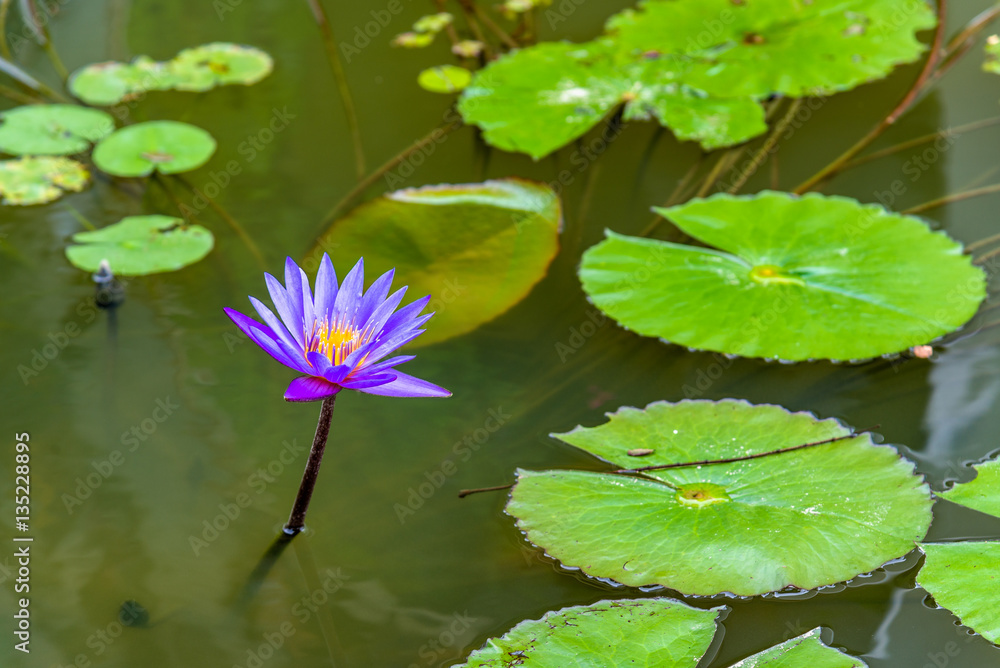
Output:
[{"xmin": 225, "ymin": 255, "xmax": 451, "ymax": 402}]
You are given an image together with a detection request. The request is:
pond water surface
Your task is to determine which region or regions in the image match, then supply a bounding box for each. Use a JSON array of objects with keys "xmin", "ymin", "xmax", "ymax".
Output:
[{"xmin": 4, "ymin": 1, "xmax": 1000, "ymax": 666}]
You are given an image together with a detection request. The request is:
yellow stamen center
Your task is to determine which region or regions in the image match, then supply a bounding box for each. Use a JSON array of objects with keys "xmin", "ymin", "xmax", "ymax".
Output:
[{"xmin": 306, "ymin": 316, "xmax": 370, "ymax": 366}]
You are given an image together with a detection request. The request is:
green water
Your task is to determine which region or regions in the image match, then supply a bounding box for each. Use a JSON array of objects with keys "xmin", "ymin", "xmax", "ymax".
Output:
[{"xmin": 3, "ymin": 0, "xmax": 1000, "ymax": 666}]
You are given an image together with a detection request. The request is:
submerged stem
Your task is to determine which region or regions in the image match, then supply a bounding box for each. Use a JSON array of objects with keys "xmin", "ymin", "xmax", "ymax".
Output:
[
  {"xmin": 172, "ymin": 175, "xmax": 266, "ymax": 269},
  {"xmin": 792, "ymin": 0, "xmax": 948, "ymax": 194},
  {"xmin": 904, "ymin": 182, "xmax": 1000, "ymax": 215},
  {"xmin": 284, "ymin": 396, "xmax": 337, "ymax": 535},
  {"xmin": 305, "ymin": 0, "xmax": 366, "ymax": 180},
  {"xmin": 726, "ymin": 98, "xmax": 803, "ymax": 194},
  {"xmin": 0, "ymin": 0, "xmax": 11, "ymax": 60}
]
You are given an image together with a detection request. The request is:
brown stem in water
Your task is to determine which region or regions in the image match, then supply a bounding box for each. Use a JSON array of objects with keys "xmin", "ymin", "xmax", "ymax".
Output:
[
  {"xmin": 793, "ymin": 0, "xmax": 948, "ymax": 194},
  {"xmin": 904, "ymin": 182, "xmax": 1000, "ymax": 216},
  {"xmin": 305, "ymin": 0, "xmax": 366, "ymax": 180}
]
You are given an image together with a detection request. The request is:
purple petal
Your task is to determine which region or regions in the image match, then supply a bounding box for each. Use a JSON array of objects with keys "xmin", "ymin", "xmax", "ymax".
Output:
[
  {"xmin": 338, "ymin": 372, "xmax": 396, "ymax": 390},
  {"xmin": 225, "ymin": 308, "xmax": 304, "ymax": 371},
  {"xmin": 355, "ymin": 370, "xmax": 451, "ymax": 398},
  {"xmin": 249, "ymin": 296, "xmax": 301, "ymax": 354},
  {"xmin": 321, "ymin": 364, "xmax": 352, "ymax": 384},
  {"xmin": 305, "ymin": 350, "xmax": 334, "ymax": 376},
  {"xmin": 333, "ymin": 258, "xmax": 364, "ymax": 322},
  {"xmin": 363, "ymin": 355, "xmax": 416, "ymax": 374},
  {"xmin": 365, "ymin": 327, "xmax": 427, "ymax": 363},
  {"xmin": 313, "ymin": 254, "xmax": 338, "ymax": 323},
  {"xmin": 355, "ymin": 269, "xmax": 394, "ymax": 328},
  {"xmin": 284, "ymin": 376, "xmax": 342, "ymax": 402},
  {"xmin": 380, "ymin": 295, "xmax": 431, "ymax": 334},
  {"xmin": 362, "ymin": 286, "xmax": 408, "ymax": 335},
  {"xmin": 283, "ymin": 257, "xmax": 306, "ymax": 332},
  {"xmin": 298, "ymin": 265, "xmax": 314, "ymax": 325},
  {"xmin": 265, "ymin": 273, "xmax": 305, "ymax": 348}
]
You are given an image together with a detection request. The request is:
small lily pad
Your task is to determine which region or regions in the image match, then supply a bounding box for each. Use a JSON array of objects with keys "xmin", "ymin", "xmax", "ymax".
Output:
[
  {"xmin": 939, "ymin": 459, "xmax": 1000, "ymax": 519},
  {"xmin": 418, "ymin": 65, "xmax": 472, "ymax": 94},
  {"xmin": 985, "ymin": 35, "xmax": 1000, "ymax": 75},
  {"xmin": 606, "ymin": 0, "xmax": 937, "ymax": 97},
  {"xmin": 65, "ymin": 215, "xmax": 214, "ymax": 275},
  {"xmin": 92, "ymin": 121, "xmax": 217, "ymax": 177},
  {"xmin": 413, "ymin": 12, "xmax": 453, "ymax": 34},
  {"xmin": 918, "ymin": 542, "xmax": 1000, "ymax": 644},
  {"xmin": 169, "ymin": 43, "xmax": 274, "ymax": 92},
  {"xmin": 731, "ymin": 629, "xmax": 867, "ymax": 667},
  {"xmin": 579, "ymin": 191, "xmax": 985, "ymax": 361},
  {"xmin": 69, "ymin": 57, "xmax": 178, "ymax": 106},
  {"xmin": 452, "ymin": 40, "xmax": 485, "ymax": 58},
  {"xmin": 308, "ymin": 178, "xmax": 561, "ymax": 346},
  {"xmin": 457, "ymin": 598, "xmax": 723, "ymax": 668},
  {"xmin": 458, "ymin": 41, "xmax": 766, "ymax": 159},
  {"xmin": 0, "ymin": 105, "xmax": 115, "ymax": 156},
  {"xmin": 0, "ymin": 157, "xmax": 89, "ymax": 205},
  {"xmin": 508, "ymin": 399, "xmax": 932, "ymax": 596},
  {"xmin": 393, "ymin": 32, "xmax": 435, "ymax": 48}
]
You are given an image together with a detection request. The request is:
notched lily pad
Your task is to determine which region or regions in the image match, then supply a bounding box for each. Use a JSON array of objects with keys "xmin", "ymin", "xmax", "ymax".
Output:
[
  {"xmin": 418, "ymin": 65, "xmax": 472, "ymax": 93},
  {"xmin": 308, "ymin": 178, "xmax": 562, "ymax": 346},
  {"xmin": 92, "ymin": 121, "xmax": 217, "ymax": 177},
  {"xmin": 65, "ymin": 215, "xmax": 214, "ymax": 275},
  {"xmin": 456, "ymin": 598, "xmax": 723, "ymax": 668},
  {"xmin": 939, "ymin": 459, "xmax": 1000, "ymax": 519},
  {"xmin": 508, "ymin": 399, "xmax": 932, "ymax": 596},
  {"xmin": 69, "ymin": 57, "xmax": 178, "ymax": 106},
  {"xmin": 458, "ymin": 40, "xmax": 766, "ymax": 159},
  {"xmin": 579, "ymin": 191, "xmax": 985, "ymax": 362},
  {"xmin": 0, "ymin": 157, "xmax": 89, "ymax": 205},
  {"xmin": 918, "ymin": 542, "xmax": 1000, "ymax": 645},
  {"xmin": 0, "ymin": 105, "xmax": 115, "ymax": 156},
  {"xmin": 606, "ymin": 0, "xmax": 937, "ymax": 97}
]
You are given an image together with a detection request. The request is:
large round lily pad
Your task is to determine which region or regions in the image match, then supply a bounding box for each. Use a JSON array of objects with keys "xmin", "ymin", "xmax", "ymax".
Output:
[
  {"xmin": 457, "ymin": 598, "xmax": 723, "ymax": 668},
  {"xmin": 169, "ymin": 42, "xmax": 273, "ymax": 91},
  {"xmin": 606, "ymin": 0, "xmax": 937, "ymax": 98},
  {"xmin": 458, "ymin": 40, "xmax": 766, "ymax": 159},
  {"xmin": 308, "ymin": 178, "xmax": 562, "ymax": 346},
  {"xmin": 939, "ymin": 459, "xmax": 1000, "ymax": 519},
  {"xmin": 508, "ymin": 399, "xmax": 932, "ymax": 596},
  {"xmin": 0, "ymin": 157, "xmax": 89, "ymax": 205},
  {"xmin": 0, "ymin": 105, "xmax": 115, "ymax": 156},
  {"xmin": 918, "ymin": 542, "xmax": 1000, "ymax": 644},
  {"xmin": 579, "ymin": 191, "xmax": 985, "ymax": 361},
  {"xmin": 92, "ymin": 121, "xmax": 217, "ymax": 177},
  {"xmin": 65, "ymin": 215, "xmax": 214, "ymax": 275}
]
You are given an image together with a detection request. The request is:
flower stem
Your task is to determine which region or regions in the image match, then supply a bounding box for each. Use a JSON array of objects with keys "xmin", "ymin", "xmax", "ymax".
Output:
[{"xmin": 284, "ymin": 395, "xmax": 337, "ymax": 535}]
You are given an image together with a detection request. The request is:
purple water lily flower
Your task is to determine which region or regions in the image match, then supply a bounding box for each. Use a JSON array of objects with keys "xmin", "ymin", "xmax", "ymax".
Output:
[{"xmin": 225, "ymin": 255, "xmax": 451, "ymax": 402}]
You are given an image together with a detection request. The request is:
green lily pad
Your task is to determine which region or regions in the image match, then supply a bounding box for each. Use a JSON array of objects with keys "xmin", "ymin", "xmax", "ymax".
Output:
[
  {"xmin": 458, "ymin": 41, "xmax": 766, "ymax": 159},
  {"xmin": 92, "ymin": 121, "xmax": 217, "ymax": 177},
  {"xmin": 418, "ymin": 65, "xmax": 472, "ymax": 94},
  {"xmin": 508, "ymin": 399, "xmax": 932, "ymax": 596},
  {"xmin": 731, "ymin": 629, "xmax": 867, "ymax": 667},
  {"xmin": 457, "ymin": 598, "xmax": 723, "ymax": 668},
  {"xmin": 169, "ymin": 43, "xmax": 274, "ymax": 92},
  {"xmin": 0, "ymin": 157, "xmax": 89, "ymax": 205},
  {"xmin": 69, "ymin": 44, "xmax": 272, "ymax": 105},
  {"xmin": 308, "ymin": 178, "xmax": 561, "ymax": 347},
  {"xmin": 985, "ymin": 35, "xmax": 1000, "ymax": 74},
  {"xmin": 0, "ymin": 105, "xmax": 115, "ymax": 156},
  {"xmin": 579, "ymin": 191, "xmax": 985, "ymax": 362},
  {"xmin": 918, "ymin": 542, "xmax": 1000, "ymax": 644},
  {"xmin": 69, "ymin": 57, "xmax": 178, "ymax": 106},
  {"xmin": 65, "ymin": 215, "xmax": 214, "ymax": 275},
  {"xmin": 939, "ymin": 459, "xmax": 1000, "ymax": 519},
  {"xmin": 606, "ymin": 0, "xmax": 937, "ymax": 98}
]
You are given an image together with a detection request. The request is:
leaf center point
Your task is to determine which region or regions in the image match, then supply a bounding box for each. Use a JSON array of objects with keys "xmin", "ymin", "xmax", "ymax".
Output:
[
  {"xmin": 749, "ymin": 264, "xmax": 803, "ymax": 286},
  {"xmin": 676, "ymin": 483, "xmax": 730, "ymax": 508}
]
